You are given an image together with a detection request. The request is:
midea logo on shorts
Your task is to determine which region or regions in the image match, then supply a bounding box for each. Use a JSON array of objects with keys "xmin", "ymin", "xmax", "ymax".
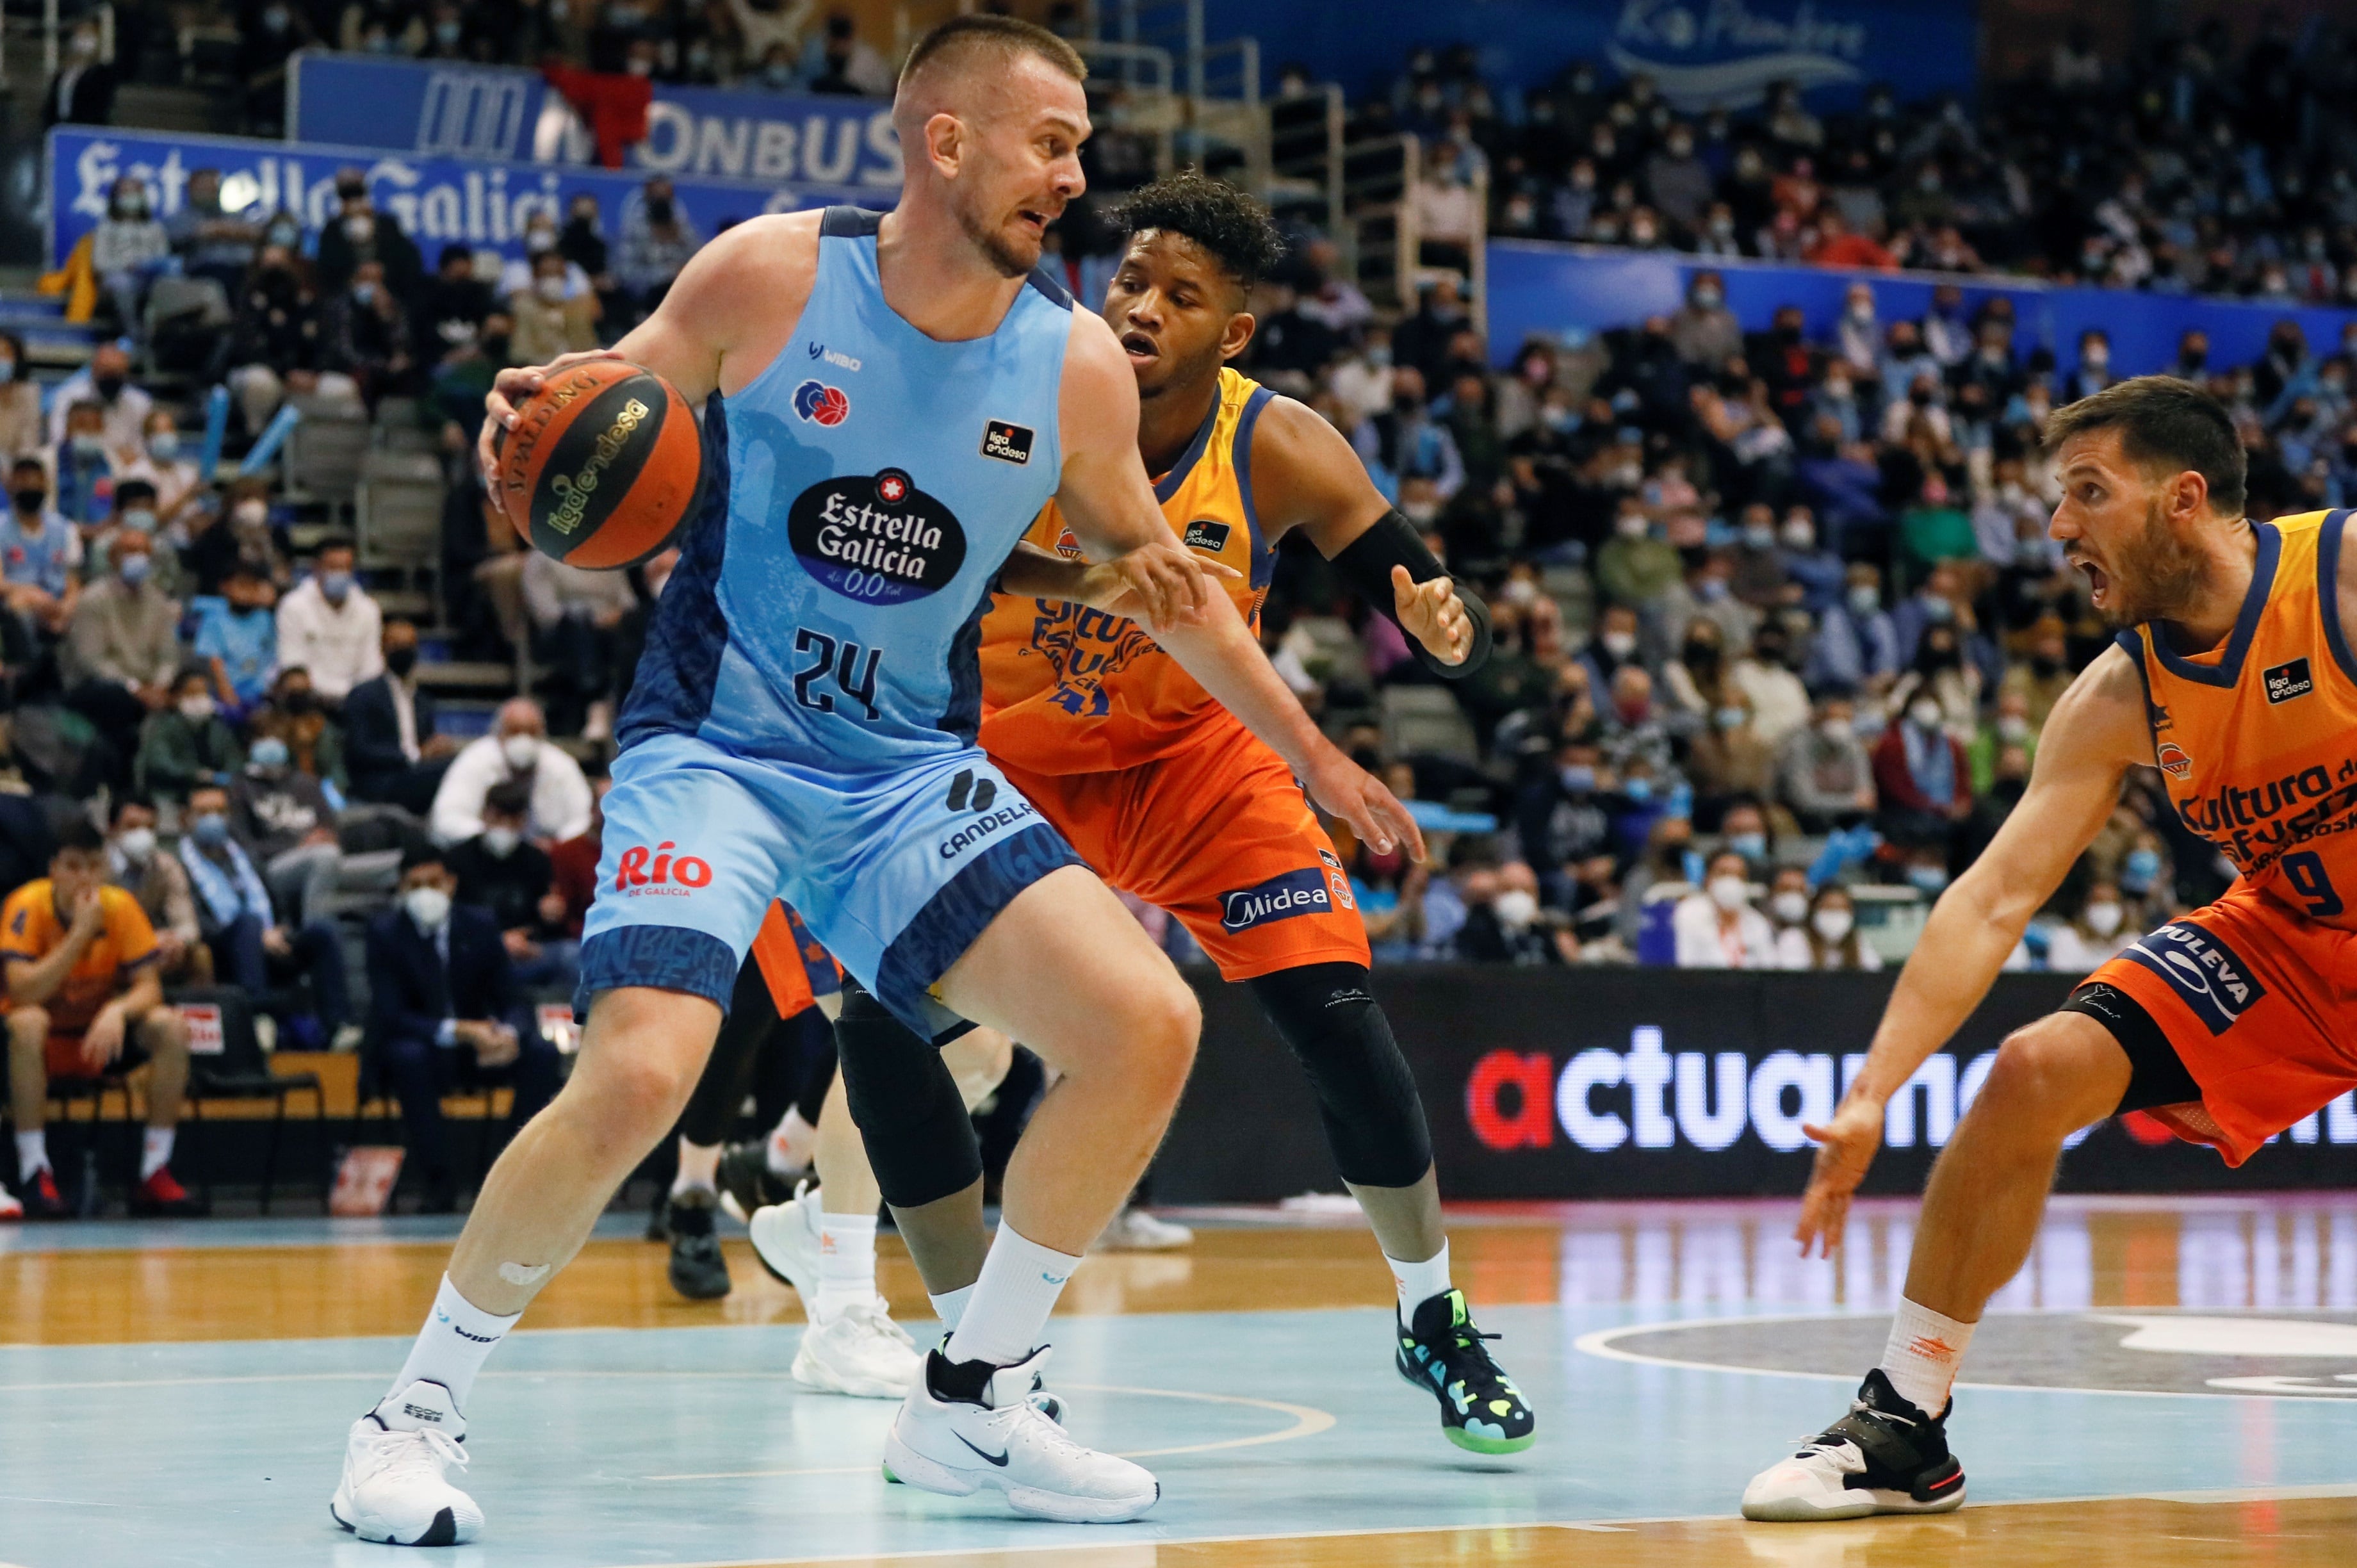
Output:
[{"xmin": 614, "ymin": 840, "xmax": 713, "ymax": 895}]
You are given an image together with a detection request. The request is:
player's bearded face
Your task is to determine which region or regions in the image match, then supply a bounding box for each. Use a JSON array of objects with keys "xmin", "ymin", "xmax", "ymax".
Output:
[
  {"xmin": 950, "ymin": 81, "xmax": 1086, "ymax": 279},
  {"xmin": 2098, "ymin": 492, "xmax": 2212, "ymax": 628}
]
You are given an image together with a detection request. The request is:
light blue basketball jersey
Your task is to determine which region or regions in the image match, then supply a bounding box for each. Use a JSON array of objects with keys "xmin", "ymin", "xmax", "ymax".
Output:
[{"xmin": 620, "ymin": 206, "xmax": 1074, "ymax": 772}]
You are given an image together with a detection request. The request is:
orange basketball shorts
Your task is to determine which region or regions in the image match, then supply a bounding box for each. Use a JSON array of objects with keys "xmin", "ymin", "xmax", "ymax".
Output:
[
  {"xmin": 993, "ymin": 718, "xmax": 1371, "ymax": 981},
  {"xmin": 2083, "ymin": 881, "xmax": 2357, "ymax": 1166},
  {"xmin": 747, "ymin": 901, "xmax": 842, "ymax": 1020}
]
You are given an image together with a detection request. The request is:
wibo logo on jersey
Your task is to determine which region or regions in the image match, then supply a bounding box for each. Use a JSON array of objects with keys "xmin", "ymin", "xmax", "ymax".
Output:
[
  {"xmin": 788, "ymin": 468, "xmax": 969, "ymax": 605},
  {"xmin": 612, "ymin": 841, "xmax": 713, "ymax": 896},
  {"xmin": 1219, "ymin": 867, "xmax": 1334, "ymax": 933},
  {"xmin": 806, "ymin": 341, "xmax": 863, "ymax": 372},
  {"xmin": 793, "ymin": 379, "xmax": 851, "ymax": 426}
]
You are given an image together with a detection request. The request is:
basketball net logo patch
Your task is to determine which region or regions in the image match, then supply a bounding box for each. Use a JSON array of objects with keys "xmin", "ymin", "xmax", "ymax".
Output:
[{"xmin": 794, "ymin": 380, "xmax": 851, "ymax": 426}]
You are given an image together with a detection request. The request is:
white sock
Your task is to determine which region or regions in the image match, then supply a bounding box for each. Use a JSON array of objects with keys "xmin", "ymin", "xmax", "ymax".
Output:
[
  {"xmin": 16, "ymin": 1128, "xmax": 49, "ymax": 1177},
  {"xmin": 1387, "ymin": 1240, "xmax": 1452, "ymax": 1316},
  {"xmin": 140, "ymin": 1127, "xmax": 176, "ymax": 1181},
  {"xmin": 944, "ymin": 1225, "xmax": 1080, "ymax": 1368},
  {"xmin": 929, "ymin": 1283, "xmax": 975, "ymax": 1331},
  {"xmin": 814, "ymin": 1211, "xmax": 879, "ymax": 1321},
  {"xmin": 386, "ymin": 1274, "xmax": 523, "ymax": 1416},
  {"xmin": 768, "ymin": 1109, "xmax": 817, "ymax": 1177},
  {"xmin": 671, "ymin": 1138, "xmax": 720, "ymax": 1197},
  {"xmin": 1879, "ymin": 1296, "xmax": 1976, "ymax": 1416}
]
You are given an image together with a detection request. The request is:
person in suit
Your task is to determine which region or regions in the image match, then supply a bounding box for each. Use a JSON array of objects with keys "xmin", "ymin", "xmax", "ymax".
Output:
[
  {"xmin": 368, "ymin": 844, "xmax": 559, "ymax": 1211},
  {"xmin": 345, "ymin": 619, "xmax": 459, "ymax": 813},
  {"xmin": 42, "ymin": 23, "xmax": 117, "ymax": 129}
]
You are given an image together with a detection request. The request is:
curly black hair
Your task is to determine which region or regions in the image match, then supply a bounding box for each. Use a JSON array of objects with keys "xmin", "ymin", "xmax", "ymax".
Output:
[{"xmin": 1110, "ymin": 170, "xmax": 1289, "ymax": 291}]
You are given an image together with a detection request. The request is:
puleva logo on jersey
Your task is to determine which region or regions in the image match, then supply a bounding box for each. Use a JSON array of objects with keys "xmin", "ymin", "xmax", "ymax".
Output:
[
  {"xmin": 2119, "ymin": 922, "xmax": 2267, "ymax": 1036},
  {"xmin": 788, "ymin": 468, "xmax": 969, "ymax": 605},
  {"xmin": 612, "ymin": 840, "xmax": 713, "ymax": 897},
  {"xmin": 792, "ymin": 379, "xmax": 851, "ymax": 426},
  {"xmin": 1219, "ymin": 867, "xmax": 1334, "ymax": 933}
]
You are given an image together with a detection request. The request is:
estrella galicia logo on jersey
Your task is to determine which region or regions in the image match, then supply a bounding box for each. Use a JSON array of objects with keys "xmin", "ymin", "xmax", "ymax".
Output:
[
  {"xmin": 2265, "ymin": 657, "xmax": 2314, "ymax": 705},
  {"xmin": 1181, "ymin": 519, "xmax": 1232, "ymax": 553},
  {"xmin": 981, "ymin": 419, "xmax": 1035, "ymax": 465},
  {"xmin": 2157, "ymin": 741, "xmax": 2194, "ymax": 780},
  {"xmin": 807, "ymin": 341, "xmax": 862, "ymax": 372},
  {"xmin": 787, "ymin": 470, "xmax": 968, "ymax": 605},
  {"xmin": 2118, "ymin": 922, "xmax": 2267, "ymax": 1036},
  {"xmin": 793, "ymin": 379, "xmax": 851, "ymax": 426},
  {"xmin": 1219, "ymin": 867, "xmax": 1334, "ymax": 933}
]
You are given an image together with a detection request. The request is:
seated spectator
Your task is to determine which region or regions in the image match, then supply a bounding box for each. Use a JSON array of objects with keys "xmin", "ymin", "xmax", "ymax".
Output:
[
  {"xmin": 54, "ymin": 399, "xmax": 119, "ymax": 528},
  {"xmin": 509, "ymin": 249, "xmax": 601, "ymax": 364},
  {"xmin": 1717, "ymin": 799, "xmax": 1773, "ymax": 873},
  {"xmin": 1888, "ymin": 621, "xmax": 1981, "ymax": 739},
  {"xmin": 179, "ymin": 783, "xmax": 354, "ymax": 1050},
  {"xmin": 430, "ymin": 698, "xmax": 594, "ymax": 846},
  {"xmin": 136, "ymin": 668, "xmax": 245, "ymax": 804},
  {"xmin": 522, "ymin": 550, "xmax": 636, "ymax": 739},
  {"xmin": 618, "ymin": 176, "xmax": 701, "ymax": 318},
  {"xmin": 368, "ymin": 845, "xmax": 560, "ymax": 1211},
  {"xmin": 1, "ymin": 457, "xmax": 80, "ymax": 639},
  {"xmin": 229, "ymin": 732, "xmax": 345, "ymax": 927},
  {"xmin": 2045, "ymin": 880, "xmax": 2135, "ymax": 975},
  {"xmin": 1806, "ymin": 564, "xmax": 1900, "ymax": 694},
  {"xmin": 1729, "ymin": 622, "xmax": 1811, "ymax": 746},
  {"xmin": 546, "ymin": 772, "xmax": 605, "ymax": 943},
  {"xmin": 1895, "ymin": 476, "xmax": 1976, "ymax": 587},
  {"xmin": 47, "ymin": 343, "xmax": 153, "ymax": 459},
  {"xmin": 1763, "ymin": 864, "xmax": 1813, "ymax": 947},
  {"xmin": 318, "ymin": 260, "xmax": 414, "ymax": 407},
  {"xmin": 1803, "ymin": 204, "xmax": 1896, "ymax": 270},
  {"xmin": 447, "ymin": 780, "xmax": 573, "ymax": 989},
  {"xmin": 1777, "ymin": 695, "xmax": 1876, "ymax": 831},
  {"xmin": 167, "ymin": 167, "xmax": 265, "ymax": 297},
  {"xmin": 1872, "ymin": 692, "xmax": 1972, "ymax": 850},
  {"xmin": 1688, "ymin": 694, "xmax": 1774, "ymax": 815},
  {"xmin": 121, "ymin": 409, "xmax": 204, "ymax": 530},
  {"xmin": 63, "ymin": 529, "xmax": 179, "ymax": 769},
  {"xmin": 347, "ymin": 618, "xmax": 458, "ymax": 812},
  {"xmin": 1452, "ymin": 860, "xmax": 1564, "ymax": 964},
  {"xmin": 40, "ymin": 20, "xmax": 116, "ymax": 129},
  {"xmin": 193, "ymin": 562, "xmax": 279, "ymax": 716},
  {"xmin": 105, "ymin": 796, "xmax": 209, "ymax": 986},
  {"xmin": 3, "ymin": 821, "xmax": 199, "ymax": 1218},
  {"xmin": 1780, "ymin": 883, "xmax": 1882, "ymax": 970},
  {"xmin": 0, "ymin": 332, "xmax": 42, "ymax": 462},
  {"xmin": 275, "ymin": 538, "xmax": 382, "ymax": 705},
  {"xmin": 92, "ymin": 176, "xmax": 173, "ymax": 347},
  {"xmin": 2000, "ymin": 616, "xmax": 2074, "ymax": 732},
  {"xmin": 1673, "ymin": 849, "xmax": 1776, "ymax": 967},
  {"xmin": 254, "ymin": 664, "xmax": 347, "ymax": 793},
  {"xmin": 416, "ymin": 244, "xmax": 496, "ymax": 368},
  {"xmin": 225, "ymin": 243, "xmax": 355, "ymax": 434},
  {"xmin": 82, "ymin": 475, "xmax": 161, "ymax": 583}
]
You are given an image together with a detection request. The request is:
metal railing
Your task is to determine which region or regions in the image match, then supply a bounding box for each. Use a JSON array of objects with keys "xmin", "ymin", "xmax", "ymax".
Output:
[{"xmin": 1337, "ymin": 131, "xmax": 1488, "ymax": 327}]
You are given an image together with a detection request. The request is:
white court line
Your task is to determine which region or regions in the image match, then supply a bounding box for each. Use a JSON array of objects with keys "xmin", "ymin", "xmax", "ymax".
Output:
[
  {"xmin": 644, "ymin": 1383, "xmax": 1335, "ymax": 1481},
  {"xmin": 1574, "ymin": 1309, "xmax": 2357, "ymax": 1402},
  {"xmin": 0, "ymin": 1369, "xmax": 811, "ymax": 1394}
]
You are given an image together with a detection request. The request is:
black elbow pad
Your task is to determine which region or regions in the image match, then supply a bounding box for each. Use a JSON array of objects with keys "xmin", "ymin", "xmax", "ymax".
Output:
[{"xmin": 1329, "ymin": 509, "xmax": 1492, "ymax": 679}]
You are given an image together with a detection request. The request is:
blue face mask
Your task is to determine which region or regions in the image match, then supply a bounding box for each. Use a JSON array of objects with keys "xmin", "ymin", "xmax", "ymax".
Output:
[
  {"xmin": 118, "ymin": 553, "xmax": 152, "ymax": 587},
  {"xmin": 320, "ymin": 570, "xmax": 354, "ymax": 601},
  {"xmin": 249, "ymin": 737, "xmax": 290, "ymax": 771},
  {"xmin": 1622, "ymin": 776, "xmax": 1653, "ymax": 804},
  {"xmin": 1848, "ymin": 585, "xmax": 1880, "ymax": 616},
  {"xmin": 1907, "ymin": 864, "xmax": 1949, "ymax": 894},
  {"xmin": 1728, "ymin": 831, "xmax": 1767, "ymax": 862},
  {"xmin": 192, "ymin": 812, "xmax": 230, "ymax": 846},
  {"xmin": 2122, "ymin": 847, "xmax": 2162, "ymax": 893},
  {"xmin": 1714, "ymin": 706, "xmax": 1748, "ymax": 731},
  {"xmin": 1559, "ymin": 764, "xmax": 1595, "ymax": 794}
]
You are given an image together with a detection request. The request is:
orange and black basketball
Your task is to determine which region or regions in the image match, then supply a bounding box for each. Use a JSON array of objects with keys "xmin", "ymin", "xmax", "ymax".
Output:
[{"xmin": 492, "ymin": 359, "xmax": 705, "ymax": 570}]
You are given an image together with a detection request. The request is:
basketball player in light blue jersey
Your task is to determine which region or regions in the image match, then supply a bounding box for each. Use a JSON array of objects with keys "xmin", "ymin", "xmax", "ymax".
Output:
[{"xmin": 330, "ymin": 15, "xmax": 1421, "ymax": 1544}]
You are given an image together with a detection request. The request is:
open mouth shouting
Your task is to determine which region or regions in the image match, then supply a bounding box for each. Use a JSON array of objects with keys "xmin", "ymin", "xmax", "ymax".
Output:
[
  {"xmin": 1120, "ymin": 328, "xmax": 1159, "ymax": 368},
  {"xmin": 2069, "ymin": 550, "xmax": 2111, "ymax": 610}
]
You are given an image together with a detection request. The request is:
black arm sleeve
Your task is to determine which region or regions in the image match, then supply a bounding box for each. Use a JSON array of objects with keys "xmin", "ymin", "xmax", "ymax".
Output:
[{"xmin": 1327, "ymin": 508, "xmax": 1493, "ymax": 680}]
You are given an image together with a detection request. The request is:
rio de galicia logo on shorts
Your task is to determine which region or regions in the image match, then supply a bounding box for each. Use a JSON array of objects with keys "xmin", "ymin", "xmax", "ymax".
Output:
[
  {"xmin": 613, "ymin": 840, "xmax": 712, "ymax": 896},
  {"xmin": 788, "ymin": 468, "xmax": 969, "ymax": 605},
  {"xmin": 1219, "ymin": 867, "xmax": 1334, "ymax": 933},
  {"xmin": 793, "ymin": 379, "xmax": 850, "ymax": 426}
]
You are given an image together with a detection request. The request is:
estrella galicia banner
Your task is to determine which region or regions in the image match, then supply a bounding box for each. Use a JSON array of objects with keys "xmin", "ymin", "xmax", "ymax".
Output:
[
  {"xmin": 1156, "ymin": 968, "xmax": 2357, "ymax": 1202},
  {"xmin": 286, "ymin": 50, "xmax": 901, "ymax": 188},
  {"xmin": 47, "ymin": 126, "xmax": 881, "ymax": 272}
]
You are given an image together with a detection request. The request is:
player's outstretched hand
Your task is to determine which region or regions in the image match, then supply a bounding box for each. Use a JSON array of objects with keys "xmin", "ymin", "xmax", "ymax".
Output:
[
  {"xmin": 1301, "ymin": 746, "xmax": 1426, "ymax": 863},
  {"xmin": 1102, "ymin": 537, "xmax": 1239, "ymax": 635},
  {"xmin": 1795, "ymin": 1094, "xmax": 1886, "ymax": 1258},
  {"xmin": 1391, "ymin": 565, "xmax": 1474, "ymax": 667},
  {"xmin": 477, "ymin": 348, "xmax": 628, "ymax": 489}
]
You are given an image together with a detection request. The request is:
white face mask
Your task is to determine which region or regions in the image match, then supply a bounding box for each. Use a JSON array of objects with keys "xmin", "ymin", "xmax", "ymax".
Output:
[
  {"xmin": 1909, "ymin": 699, "xmax": 1943, "ymax": 731},
  {"xmin": 116, "ymin": 826, "xmax": 156, "ymax": 863},
  {"xmin": 1813, "ymin": 907, "xmax": 1854, "ymax": 943},
  {"xmin": 1708, "ymin": 875, "xmax": 1749, "ymax": 913},
  {"xmin": 178, "ymin": 694, "xmax": 215, "ymax": 722},
  {"xmin": 482, "ymin": 826, "xmax": 521, "ymax": 858},
  {"xmin": 502, "ymin": 733, "xmax": 540, "ymax": 771},
  {"xmin": 534, "ymin": 274, "xmax": 567, "ymax": 303},
  {"xmin": 404, "ymin": 886, "xmax": 453, "ymax": 931},
  {"xmin": 2084, "ymin": 901, "xmax": 2124, "ymax": 937},
  {"xmin": 1493, "ymin": 888, "xmax": 1539, "ymax": 931},
  {"xmin": 1601, "ymin": 631, "xmax": 1638, "ymax": 657},
  {"xmin": 1770, "ymin": 890, "xmax": 1809, "ymax": 924}
]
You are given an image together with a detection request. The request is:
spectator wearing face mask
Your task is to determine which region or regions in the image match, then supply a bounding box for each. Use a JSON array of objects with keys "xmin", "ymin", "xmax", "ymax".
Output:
[
  {"xmin": 91, "ymin": 176, "xmax": 172, "ymax": 346},
  {"xmin": 509, "ymin": 249, "xmax": 602, "ymax": 366},
  {"xmin": 120, "ymin": 410, "xmax": 202, "ymax": 532},
  {"xmin": 430, "ymin": 698, "xmax": 593, "ymax": 846},
  {"xmin": 41, "ymin": 21, "xmax": 117, "ymax": 128},
  {"xmin": 0, "ymin": 332, "xmax": 41, "ymax": 464},
  {"xmin": 192, "ymin": 562, "xmax": 279, "ymax": 716},
  {"xmin": 1668, "ymin": 272, "xmax": 1740, "ymax": 368},
  {"xmin": 346, "ymin": 619, "xmax": 459, "ymax": 812},
  {"xmin": 1729, "ymin": 623, "xmax": 1811, "ymax": 747},
  {"xmin": 1872, "ymin": 690, "xmax": 1973, "ymax": 850},
  {"xmin": 135, "ymin": 669, "xmax": 244, "ymax": 803},
  {"xmin": 1777, "ymin": 695, "xmax": 1876, "ymax": 831},
  {"xmin": 1761, "ymin": 862, "xmax": 1812, "ymax": 940},
  {"xmin": 179, "ymin": 781, "xmax": 355, "ymax": 1052},
  {"xmin": 1595, "ymin": 503, "xmax": 1682, "ymax": 618},
  {"xmin": 618, "ymin": 177, "xmax": 702, "ymax": 319},
  {"xmin": 1781, "ymin": 883, "xmax": 1880, "ymax": 970},
  {"xmin": 521, "ymin": 547, "xmax": 637, "ymax": 740},
  {"xmin": 49, "ymin": 343, "xmax": 152, "ymax": 461},
  {"xmin": 1674, "ymin": 849, "xmax": 1777, "ymax": 967},
  {"xmin": 414, "ymin": 245, "xmax": 497, "ymax": 371},
  {"xmin": 106, "ymin": 794, "xmax": 209, "ymax": 986},
  {"xmin": 318, "ymin": 260, "xmax": 414, "ymax": 405},
  {"xmin": 2061, "ymin": 329, "xmax": 2114, "ymax": 405},
  {"xmin": 1888, "ymin": 621, "xmax": 1980, "ymax": 739},
  {"xmin": 1998, "ymin": 616, "xmax": 2074, "ymax": 732},
  {"xmin": 1807, "ymin": 566, "xmax": 1900, "ymax": 694},
  {"xmin": 275, "ymin": 539, "xmax": 382, "ymax": 705},
  {"xmin": 1688, "ymin": 696, "xmax": 1774, "ymax": 812},
  {"xmin": 236, "ymin": 1, "xmax": 315, "ymax": 133},
  {"xmin": 63, "ymin": 529, "xmax": 179, "ymax": 758},
  {"xmin": 1453, "ymin": 859, "xmax": 1565, "ymax": 964},
  {"xmin": 314, "ymin": 168, "xmax": 422, "ymax": 302},
  {"xmin": 1, "ymin": 457, "xmax": 81, "ymax": 639},
  {"xmin": 446, "ymin": 780, "xmax": 573, "ymax": 989},
  {"xmin": 229, "ymin": 721, "xmax": 347, "ymax": 927},
  {"xmin": 259, "ymin": 666, "xmax": 347, "ymax": 792},
  {"xmin": 225, "ymin": 241, "xmax": 356, "ymax": 431},
  {"xmin": 2043, "ymin": 879, "xmax": 2137, "ymax": 974}
]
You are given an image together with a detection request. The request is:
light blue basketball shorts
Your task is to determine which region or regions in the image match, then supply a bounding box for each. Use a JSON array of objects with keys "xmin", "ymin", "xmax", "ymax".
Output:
[{"xmin": 577, "ymin": 730, "xmax": 1082, "ymax": 1037}]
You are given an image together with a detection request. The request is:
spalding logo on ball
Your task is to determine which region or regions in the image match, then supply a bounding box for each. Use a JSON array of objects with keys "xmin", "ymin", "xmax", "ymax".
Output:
[
  {"xmin": 493, "ymin": 359, "xmax": 706, "ymax": 569},
  {"xmin": 793, "ymin": 379, "xmax": 851, "ymax": 427}
]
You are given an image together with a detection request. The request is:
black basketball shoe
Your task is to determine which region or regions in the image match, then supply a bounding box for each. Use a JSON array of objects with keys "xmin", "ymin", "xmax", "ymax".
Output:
[
  {"xmin": 1395, "ymin": 1288, "xmax": 1535, "ymax": 1454},
  {"xmin": 1741, "ymin": 1368, "xmax": 1966, "ymax": 1521},
  {"xmin": 665, "ymin": 1189, "xmax": 731, "ymax": 1300},
  {"xmin": 715, "ymin": 1141, "xmax": 795, "ymax": 1225}
]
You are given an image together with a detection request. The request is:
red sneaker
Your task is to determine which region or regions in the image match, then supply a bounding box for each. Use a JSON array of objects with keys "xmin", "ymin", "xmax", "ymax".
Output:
[
  {"xmin": 20, "ymin": 1166, "xmax": 68, "ymax": 1220},
  {"xmin": 131, "ymin": 1164, "xmax": 208, "ymax": 1218}
]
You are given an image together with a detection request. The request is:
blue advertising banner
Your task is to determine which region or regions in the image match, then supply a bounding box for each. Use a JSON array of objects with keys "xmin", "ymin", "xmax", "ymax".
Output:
[
  {"xmin": 1203, "ymin": 0, "xmax": 1979, "ymax": 110},
  {"xmin": 48, "ymin": 126, "xmax": 883, "ymax": 271},
  {"xmin": 1484, "ymin": 239, "xmax": 2357, "ymax": 384},
  {"xmin": 286, "ymin": 51, "xmax": 902, "ymax": 188}
]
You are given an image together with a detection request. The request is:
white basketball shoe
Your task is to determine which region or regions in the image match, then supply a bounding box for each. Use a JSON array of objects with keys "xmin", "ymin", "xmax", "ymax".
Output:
[
  {"xmin": 747, "ymin": 1182, "xmax": 824, "ymax": 1299},
  {"xmin": 884, "ymin": 1348, "xmax": 1157, "ymax": 1523},
  {"xmin": 330, "ymin": 1378, "xmax": 485, "ymax": 1546},
  {"xmin": 794, "ymin": 1296, "xmax": 922, "ymax": 1397}
]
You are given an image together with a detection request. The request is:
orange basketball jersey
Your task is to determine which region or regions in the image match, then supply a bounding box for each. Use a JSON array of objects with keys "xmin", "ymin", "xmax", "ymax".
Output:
[
  {"xmin": 978, "ymin": 366, "xmax": 1275, "ymax": 776},
  {"xmin": 2117, "ymin": 509, "xmax": 2357, "ymax": 931}
]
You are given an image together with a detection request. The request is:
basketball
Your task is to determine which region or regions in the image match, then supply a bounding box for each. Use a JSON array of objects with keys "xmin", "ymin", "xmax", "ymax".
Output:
[{"xmin": 491, "ymin": 359, "xmax": 705, "ymax": 569}]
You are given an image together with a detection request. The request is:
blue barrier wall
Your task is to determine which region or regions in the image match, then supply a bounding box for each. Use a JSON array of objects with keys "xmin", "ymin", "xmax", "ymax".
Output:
[{"xmin": 1485, "ymin": 240, "xmax": 2357, "ymax": 379}]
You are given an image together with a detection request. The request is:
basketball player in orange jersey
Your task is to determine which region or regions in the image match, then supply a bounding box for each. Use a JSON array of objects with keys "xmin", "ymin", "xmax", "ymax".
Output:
[
  {"xmin": 1744, "ymin": 375, "xmax": 2357, "ymax": 1519},
  {"xmin": 828, "ymin": 172, "xmax": 1535, "ymax": 1455}
]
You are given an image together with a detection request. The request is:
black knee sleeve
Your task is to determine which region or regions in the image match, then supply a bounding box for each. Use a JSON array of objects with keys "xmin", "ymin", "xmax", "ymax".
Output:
[
  {"xmin": 835, "ymin": 977, "xmax": 984, "ymax": 1209},
  {"xmin": 1247, "ymin": 963, "xmax": 1433, "ymax": 1189},
  {"xmin": 678, "ymin": 954, "xmax": 781, "ymax": 1147},
  {"xmin": 794, "ymin": 1040, "xmax": 839, "ymax": 1125}
]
